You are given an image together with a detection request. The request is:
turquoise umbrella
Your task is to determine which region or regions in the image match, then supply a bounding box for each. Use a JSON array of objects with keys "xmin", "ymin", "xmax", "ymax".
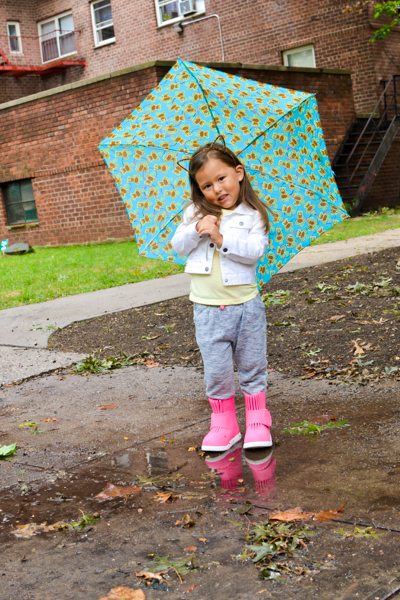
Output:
[{"xmin": 99, "ymin": 58, "xmax": 347, "ymax": 282}]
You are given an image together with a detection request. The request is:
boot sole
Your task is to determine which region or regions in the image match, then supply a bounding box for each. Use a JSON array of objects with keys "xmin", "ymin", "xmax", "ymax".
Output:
[
  {"xmin": 243, "ymin": 440, "xmax": 273, "ymax": 449},
  {"xmin": 201, "ymin": 432, "xmax": 242, "ymax": 452}
]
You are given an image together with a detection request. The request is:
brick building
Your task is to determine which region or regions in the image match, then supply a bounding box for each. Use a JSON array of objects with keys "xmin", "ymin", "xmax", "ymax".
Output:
[{"xmin": 0, "ymin": 1, "xmax": 399, "ymax": 246}]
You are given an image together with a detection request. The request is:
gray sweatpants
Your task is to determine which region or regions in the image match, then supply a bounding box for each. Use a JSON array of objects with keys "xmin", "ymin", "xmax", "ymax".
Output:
[{"xmin": 193, "ymin": 295, "xmax": 267, "ymax": 399}]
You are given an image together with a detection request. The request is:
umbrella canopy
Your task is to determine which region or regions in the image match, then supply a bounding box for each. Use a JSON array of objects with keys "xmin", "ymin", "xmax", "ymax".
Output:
[{"xmin": 99, "ymin": 58, "xmax": 347, "ymax": 282}]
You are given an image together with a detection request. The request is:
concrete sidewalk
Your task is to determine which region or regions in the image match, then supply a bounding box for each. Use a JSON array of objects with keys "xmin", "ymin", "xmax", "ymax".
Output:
[{"xmin": 0, "ymin": 228, "xmax": 399, "ymax": 385}]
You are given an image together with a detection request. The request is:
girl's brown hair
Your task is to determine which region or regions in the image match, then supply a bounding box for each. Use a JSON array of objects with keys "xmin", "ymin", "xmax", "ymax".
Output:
[{"xmin": 188, "ymin": 142, "xmax": 269, "ymax": 231}]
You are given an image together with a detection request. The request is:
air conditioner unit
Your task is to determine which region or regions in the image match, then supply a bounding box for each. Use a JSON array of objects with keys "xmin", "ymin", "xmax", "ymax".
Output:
[{"xmin": 179, "ymin": 0, "xmax": 197, "ymax": 17}]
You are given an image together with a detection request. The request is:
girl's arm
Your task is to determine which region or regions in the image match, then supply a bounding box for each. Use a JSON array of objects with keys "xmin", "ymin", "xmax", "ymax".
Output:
[
  {"xmin": 171, "ymin": 206, "xmax": 202, "ymax": 256},
  {"xmin": 218, "ymin": 212, "xmax": 268, "ymax": 265}
]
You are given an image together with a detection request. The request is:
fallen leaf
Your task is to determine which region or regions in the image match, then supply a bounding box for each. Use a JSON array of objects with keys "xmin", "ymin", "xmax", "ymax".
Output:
[
  {"xmin": 198, "ymin": 537, "xmax": 208, "ymax": 543},
  {"xmin": 43, "ymin": 417, "xmax": 58, "ymax": 422},
  {"xmin": 97, "ymin": 403, "xmax": 119, "ymax": 410},
  {"xmin": 154, "ymin": 491, "xmax": 179, "ymax": 503},
  {"xmin": 187, "ymin": 446, "xmax": 198, "ymax": 452},
  {"xmin": 135, "ymin": 571, "xmax": 165, "ymax": 584},
  {"xmin": 352, "ymin": 339, "xmax": 374, "ymax": 356},
  {"xmin": 144, "ymin": 359, "xmax": 160, "ymax": 368},
  {"xmin": 314, "ymin": 505, "xmax": 344, "ymax": 522},
  {"xmin": 95, "ymin": 483, "xmax": 141, "ymax": 502},
  {"xmin": 0, "ymin": 443, "xmax": 17, "ymax": 458},
  {"xmin": 329, "ymin": 314, "xmax": 346, "ymax": 322},
  {"xmin": 269, "ymin": 507, "xmax": 314, "ymax": 522},
  {"xmin": 184, "ymin": 545, "xmax": 198, "ymax": 553},
  {"xmin": 186, "ymin": 584, "xmax": 198, "ymax": 592},
  {"xmin": 13, "ymin": 521, "xmax": 70, "ymax": 538},
  {"xmin": 99, "ymin": 586, "xmax": 146, "ymax": 600},
  {"xmin": 175, "ymin": 514, "xmax": 195, "ymax": 528},
  {"xmin": 270, "ymin": 505, "xmax": 344, "ymax": 523},
  {"xmin": 352, "ymin": 339, "xmax": 365, "ymax": 356}
]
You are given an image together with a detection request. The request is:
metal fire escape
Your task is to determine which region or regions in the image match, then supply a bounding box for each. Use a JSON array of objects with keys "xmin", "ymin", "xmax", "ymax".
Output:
[{"xmin": 333, "ymin": 75, "xmax": 400, "ymax": 215}]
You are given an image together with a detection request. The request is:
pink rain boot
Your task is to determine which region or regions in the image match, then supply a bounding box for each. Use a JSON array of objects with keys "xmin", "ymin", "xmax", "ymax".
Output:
[
  {"xmin": 243, "ymin": 391, "xmax": 272, "ymax": 449},
  {"xmin": 201, "ymin": 396, "xmax": 241, "ymax": 452}
]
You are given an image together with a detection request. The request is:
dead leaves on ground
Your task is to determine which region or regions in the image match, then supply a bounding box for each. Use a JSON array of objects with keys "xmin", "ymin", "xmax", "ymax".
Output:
[
  {"xmin": 12, "ymin": 513, "xmax": 100, "ymax": 538},
  {"xmin": 351, "ymin": 339, "xmax": 375, "ymax": 356},
  {"xmin": 175, "ymin": 513, "xmax": 195, "ymax": 528},
  {"xmin": 269, "ymin": 505, "xmax": 344, "ymax": 523},
  {"xmin": 154, "ymin": 491, "xmax": 180, "ymax": 503}
]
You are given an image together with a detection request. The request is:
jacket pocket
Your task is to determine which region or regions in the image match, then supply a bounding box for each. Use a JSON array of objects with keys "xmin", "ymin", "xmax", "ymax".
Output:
[{"xmin": 226, "ymin": 215, "xmax": 253, "ymax": 230}]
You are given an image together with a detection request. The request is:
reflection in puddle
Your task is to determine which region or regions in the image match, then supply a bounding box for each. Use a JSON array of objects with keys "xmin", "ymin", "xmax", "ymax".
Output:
[
  {"xmin": 146, "ymin": 449, "xmax": 169, "ymax": 475},
  {"xmin": 204, "ymin": 444, "xmax": 276, "ymax": 498},
  {"xmin": 244, "ymin": 448, "xmax": 276, "ymax": 497},
  {"xmin": 205, "ymin": 445, "xmax": 243, "ymax": 490}
]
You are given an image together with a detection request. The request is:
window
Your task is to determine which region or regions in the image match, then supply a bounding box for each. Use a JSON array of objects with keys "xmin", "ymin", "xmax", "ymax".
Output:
[
  {"xmin": 282, "ymin": 45, "xmax": 316, "ymax": 68},
  {"xmin": 38, "ymin": 13, "xmax": 76, "ymax": 63},
  {"xmin": 155, "ymin": 0, "xmax": 205, "ymax": 27},
  {"xmin": 3, "ymin": 180, "xmax": 38, "ymax": 226},
  {"xmin": 7, "ymin": 21, "xmax": 23, "ymax": 54},
  {"xmin": 91, "ymin": 0, "xmax": 115, "ymax": 47}
]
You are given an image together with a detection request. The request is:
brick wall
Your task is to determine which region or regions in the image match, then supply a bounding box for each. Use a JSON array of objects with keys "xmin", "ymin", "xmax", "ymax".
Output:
[
  {"xmin": 0, "ymin": 61, "xmax": 355, "ymax": 246},
  {"xmin": 367, "ymin": 135, "xmax": 400, "ymax": 209},
  {"xmin": 1, "ymin": 0, "xmax": 399, "ymax": 112}
]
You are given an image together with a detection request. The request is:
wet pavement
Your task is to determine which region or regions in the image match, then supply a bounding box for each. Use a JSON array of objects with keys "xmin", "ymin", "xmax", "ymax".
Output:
[{"xmin": 1, "ymin": 364, "xmax": 400, "ymax": 599}]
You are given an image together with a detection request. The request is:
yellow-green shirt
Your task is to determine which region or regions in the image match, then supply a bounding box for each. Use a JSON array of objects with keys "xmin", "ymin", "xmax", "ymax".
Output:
[
  {"xmin": 189, "ymin": 250, "xmax": 258, "ymax": 305},
  {"xmin": 189, "ymin": 210, "xmax": 258, "ymax": 305}
]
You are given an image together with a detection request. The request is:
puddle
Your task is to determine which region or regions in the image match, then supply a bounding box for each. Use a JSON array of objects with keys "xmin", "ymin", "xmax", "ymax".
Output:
[{"xmin": 1, "ymin": 398, "xmax": 400, "ymax": 542}]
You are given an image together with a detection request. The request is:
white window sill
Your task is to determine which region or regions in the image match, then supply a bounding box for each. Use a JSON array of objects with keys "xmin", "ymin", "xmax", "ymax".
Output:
[
  {"xmin": 94, "ymin": 37, "xmax": 116, "ymax": 49},
  {"xmin": 157, "ymin": 11, "xmax": 205, "ymax": 29}
]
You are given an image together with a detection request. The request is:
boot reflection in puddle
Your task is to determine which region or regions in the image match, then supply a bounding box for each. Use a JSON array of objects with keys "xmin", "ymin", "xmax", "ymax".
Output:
[
  {"xmin": 244, "ymin": 448, "xmax": 276, "ymax": 497},
  {"xmin": 204, "ymin": 443, "xmax": 243, "ymax": 490},
  {"xmin": 204, "ymin": 445, "xmax": 276, "ymax": 497}
]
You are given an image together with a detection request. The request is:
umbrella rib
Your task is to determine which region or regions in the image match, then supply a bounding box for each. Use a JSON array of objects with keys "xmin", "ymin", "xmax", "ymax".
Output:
[
  {"xmin": 101, "ymin": 141, "xmax": 190, "ymax": 154},
  {"xmin": 141, "ymin": 208, "xmax": 185, "ymax": 252},
  {"xmin": 180, "ymin": 59, "xmax": 221, "ymax": 137},
  {"xmin": 237, "ymin": 95, "xmax": 313, "ymax": 157}
]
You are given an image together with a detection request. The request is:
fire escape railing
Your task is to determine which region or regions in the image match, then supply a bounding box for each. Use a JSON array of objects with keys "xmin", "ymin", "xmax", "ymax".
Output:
[
  {"xmin": 337, "ymin": 75, "xmax": 400, "ymax": 215},
  {"xmin": 346, "ymin": 75, "xmax": 400, "ymax": 185}
]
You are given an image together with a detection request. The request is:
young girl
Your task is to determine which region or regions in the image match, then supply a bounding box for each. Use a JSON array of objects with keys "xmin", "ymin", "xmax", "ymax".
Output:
[{"xmin": 171, "ymin": 141, "xmax": 272, "ymax": 452}]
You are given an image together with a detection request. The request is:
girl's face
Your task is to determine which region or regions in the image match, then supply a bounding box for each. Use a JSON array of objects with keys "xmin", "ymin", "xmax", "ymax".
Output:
[{"xmin": 194, "ymin": 157, "xmax": 244, "ymax": 210}]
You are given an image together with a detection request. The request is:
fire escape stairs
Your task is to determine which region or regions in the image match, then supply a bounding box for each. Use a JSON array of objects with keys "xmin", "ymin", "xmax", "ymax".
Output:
[{"xmin": 333, "ymin": 76, "xmax": 400, "ymax": 215}]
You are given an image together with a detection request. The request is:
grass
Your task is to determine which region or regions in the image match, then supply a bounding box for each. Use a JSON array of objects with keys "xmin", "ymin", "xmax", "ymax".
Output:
[
  {"xmin": 0, "ymin": 240, "xmax": 182, "ymax": 310},
  {"xmin": 1, "ymin": 208, "xmax": 399, "ymax": 310},
  {"xmin": 312, "ymin": 207, "xmax": 400, "ymax": 245}
]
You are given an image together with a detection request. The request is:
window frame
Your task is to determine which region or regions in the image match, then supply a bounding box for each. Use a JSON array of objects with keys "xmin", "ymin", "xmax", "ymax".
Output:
[
  {"xmin": 7, "ymin": 21, "xmax": 23, "ymax": 54},
  {"xmin": 282, "ymin": 44, "xmax": 316, "ymax": 68},
  {"xmin": 90, "ymin": 0, "xmax": 116, "ymax": 48},
  {"xmin": 154, "ymin": 0, "xmax": 205, "ymax": 28},
  {"xmin": 37, "ymin": 11, "xmax": 76, "ymax": 64},
  {"xmin": 2, "ymin": 179, "xmax": 39, "ymax": 227}
]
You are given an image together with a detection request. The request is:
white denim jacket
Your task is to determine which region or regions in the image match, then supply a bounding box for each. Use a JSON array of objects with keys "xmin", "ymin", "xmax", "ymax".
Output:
[{"xmin": 171, "ymin": 203, "xmax": 268, "ymax": 286}]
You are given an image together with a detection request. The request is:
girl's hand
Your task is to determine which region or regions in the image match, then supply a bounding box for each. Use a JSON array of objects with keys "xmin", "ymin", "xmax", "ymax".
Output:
[{"xmin": 196, "ymin": 215, "xmax": 223, "ymax": 248}]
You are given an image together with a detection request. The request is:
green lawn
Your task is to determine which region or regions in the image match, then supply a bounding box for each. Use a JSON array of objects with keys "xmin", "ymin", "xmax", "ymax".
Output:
[
  {"xmin": 0, "ymin": 240, "xmax": 182, "ymax": 310},
  {"xmin": 1, "ymin": 208, "xmax": 399, "ymax": 310},
  {"xmin": 313, "ymin": 207, "xmax": 400, "ymax": 245}
]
